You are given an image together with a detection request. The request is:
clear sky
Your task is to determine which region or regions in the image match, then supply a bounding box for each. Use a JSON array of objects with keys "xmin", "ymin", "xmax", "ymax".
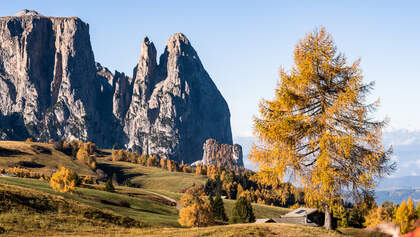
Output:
[{"xmin": 2, "ymin": 1, "xmax": 420, "ymax": 138}]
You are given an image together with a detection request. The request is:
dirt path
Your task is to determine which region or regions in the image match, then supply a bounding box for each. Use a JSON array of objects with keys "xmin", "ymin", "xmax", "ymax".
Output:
[{"xmin": 142, "ymin": 190, "xmax": 182, "ymax": 210}]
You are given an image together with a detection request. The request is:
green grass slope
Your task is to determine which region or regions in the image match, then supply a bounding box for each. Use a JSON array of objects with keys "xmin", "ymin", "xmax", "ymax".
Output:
[
  {"xmin": 0, "ymin": 177, "xmax": 179, "ymax": 227},
  {"xmin": 0, "ymin": 142, "xmax": 391, "ymax": 236},
  {"xmin": 96, "ymin": 159, "xmax": 207, "ymax": 193},
  {"xmin": 0, "ymin": 141, "xmax": 96, "ymax": 177}
]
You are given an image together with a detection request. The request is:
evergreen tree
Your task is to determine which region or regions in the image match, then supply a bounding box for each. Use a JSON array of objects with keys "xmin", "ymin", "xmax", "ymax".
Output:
[
  {"xmin": 112, "ymin": 173, "xmax": 118, "ymax": 185},
  {"xmin": 105, "ymin": 179, "xmax": 115, "ymax": 192},
  {"xmin": 230, "ymin": 196, "xmax": 255, "ymax": 223},
  {"xmin": 212, "ymin": 193, "xmax": 228, "ymax": 222},
  {"xmin": 250, "ymin": 27, "xmax": 395, "ymax": 230}
]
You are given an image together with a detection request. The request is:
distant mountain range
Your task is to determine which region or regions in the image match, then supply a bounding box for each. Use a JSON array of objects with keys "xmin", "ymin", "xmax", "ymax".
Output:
[{"xmin": 235, "ymin": 129, "xmax": 420, "ymax": 204}]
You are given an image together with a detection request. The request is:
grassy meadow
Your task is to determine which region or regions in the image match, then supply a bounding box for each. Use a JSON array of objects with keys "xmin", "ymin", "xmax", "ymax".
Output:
[{"xmin": 0, "ymin": 141, "xmax": 389, "ymax": 236}]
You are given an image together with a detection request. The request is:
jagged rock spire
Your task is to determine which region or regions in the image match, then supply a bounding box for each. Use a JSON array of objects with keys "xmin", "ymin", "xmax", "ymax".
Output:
[{"xmin": 125, "ymin": 33, "xmax": 232, "ymax": 162}]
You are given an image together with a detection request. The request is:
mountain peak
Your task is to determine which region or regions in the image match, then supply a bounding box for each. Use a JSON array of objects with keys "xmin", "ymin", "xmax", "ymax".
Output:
[
  {"xmin": 168, "ymin": 33, "xmax": 190, "ymax": 45},
  {"xmin": 13, "ymin": 9, "xmax": 42, "ymax": 17}
]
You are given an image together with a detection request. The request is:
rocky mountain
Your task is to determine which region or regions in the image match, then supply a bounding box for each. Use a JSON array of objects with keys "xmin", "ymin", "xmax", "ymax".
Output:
[
  {"xmin": 124, "ymin": 35, "xmax": 233, "ymax": 163},
  {"xmin": 0, "ymin": 9, "xmax": 113, "ymax": 145},
  {"xmin": 0, "ymin": 10, "xmax": 237, "ymax": 165},
  {"xmin": 191, "ymin": 138, "xmax": 243, "ymax": 170}
]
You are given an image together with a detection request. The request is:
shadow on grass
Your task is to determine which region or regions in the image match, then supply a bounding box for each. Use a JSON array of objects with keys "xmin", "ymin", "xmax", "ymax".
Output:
[{"xmin": 96, "ymin": 162, "xmax": 144, "ymax": 185}]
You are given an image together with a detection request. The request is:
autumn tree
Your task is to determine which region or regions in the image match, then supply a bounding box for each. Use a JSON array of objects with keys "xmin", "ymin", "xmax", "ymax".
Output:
[
  {"xmin": 50, "ymin": 167, "xmax": 77, "ymax": 193},
  {"xmin": 395, "ymin": 201, "xmax": 410, "ymax": 233},
  {"xmin": 417, "ymin": 202, "xmax": 420, "ymax": 220},
  {"xmin": 178, "ymin": 185, "xmax": 214, "ymax": 227},
  {"xmin": 160, "ymin": 158, "xmax": 167, "ymax": 169},
  {"xmin": 250, "ymin": 27, "xmax": 395, "ymax": 229},
  {"xmin": 394, "ymin": 197, "xmax": 417, "ymax": 234},
  {"xmin": 166, "ymin": 159, "xmax": 173, "ymax": 171},
  {"xmin": 76, "ymin": 145, "xmax": 96, "ymax": 170},
  {"xmin": 146, "ymin": 155, "xmax": 159, "ymax": 167},
  {"xmin": 196, "ymin": 164, "xmax": 202, "ymax": 175},
  {"xmin": 364, "ymin": 206, "xmax": 392, "ymax": 227}
]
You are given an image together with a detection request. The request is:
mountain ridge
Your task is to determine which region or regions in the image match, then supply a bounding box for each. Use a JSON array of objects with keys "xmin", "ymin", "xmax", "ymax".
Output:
[{"xmin": 0, "ymin": 10, "xmax": 240, "ymax": 165}]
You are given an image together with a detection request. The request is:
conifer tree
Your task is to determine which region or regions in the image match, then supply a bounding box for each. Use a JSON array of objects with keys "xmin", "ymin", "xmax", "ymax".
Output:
[
  {"xmin": 196, "ymin": 164, "xmax": 202, "ymax": 175},
  {"xmin": 230, "ymin": 196, "xmax": 255, "ymax": 223},
  {"xmin": 105, "ymin": 178, "xmax": 115, "ymax": 192},
  {"xmin": 212, "ymin": 193, "xmax": 228, "ymax": 222},
  {"xmin": 160, "ymin": 158, "xmax": 167, "ymax": 169},
  {"xmin": 364, "ymin": 206, "xmax": 392, "ymax": 227},
  {"xmin": 416, "ymin": 202, "xmax": 420, "ymax": 220},
  {"xmin": 395, "ymin": 201, "xmax": 410, "ymax": 234},
  {"xmin": 250, "ymin": 27, "xmax": 395, "ymax": 229},
  {"xmin": 167, "ymin": 159, "xmax": 173, "ymax": 172}
]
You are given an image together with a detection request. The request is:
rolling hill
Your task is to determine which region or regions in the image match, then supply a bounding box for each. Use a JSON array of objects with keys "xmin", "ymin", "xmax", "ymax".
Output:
[{"xmin": 0, "ymin": 141, "xmax": 390, "ymax": 236}]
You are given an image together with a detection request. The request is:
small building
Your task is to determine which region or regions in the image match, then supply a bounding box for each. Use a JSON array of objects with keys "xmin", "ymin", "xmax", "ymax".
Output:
[{"xmin": 276, "ymin": 208, "xmax": 324, "ymax": 226}]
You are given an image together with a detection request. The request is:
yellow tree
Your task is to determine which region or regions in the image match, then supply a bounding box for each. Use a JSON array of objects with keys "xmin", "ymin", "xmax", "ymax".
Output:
[
  {"xmin": 195, "ymin": 164, "xmax": 202, "ymax": 175},
  {"xmin": 50, "ymin": 167, "xmax": 77, "ymax": 193},
  {"xmin": 250, "ymin": 27, "xmax": 395, "ymax": 229},
  {"xmin": 166, "ymin": 159, "xmax": 173, "ymax": 172},
  {"xmin": 160, "ymin": 158, "xmax": 167, "ymax": 169},
  {"xmin": 364, "ymin": 206, "xmax": 392, "ymax": 227},
  {"xmin": 178, "ymin": 185, "xmax": 214, "ymax": 227},
  {"xmin": 417, "ymin": 201, "xmax": 420, "ymax": 219},
  {"xmin": 395, "ymin": 200, "xmax": 412, "ymax": 234}
]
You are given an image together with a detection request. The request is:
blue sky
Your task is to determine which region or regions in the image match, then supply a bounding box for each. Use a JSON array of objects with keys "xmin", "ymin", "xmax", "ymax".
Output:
[{"xmin": 1, "ymin": 1, "xmax": 420, "ymax": 137}]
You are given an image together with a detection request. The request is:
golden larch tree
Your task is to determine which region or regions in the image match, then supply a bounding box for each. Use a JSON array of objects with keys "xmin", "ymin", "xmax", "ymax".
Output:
[
  {"xmin": 250, "ymin": 27, "xmax": 395, "ymax": 229},
  {"xmin": 50, "ymin": 166, "xmax": 77, "ymax": 193},
  {"xmin": 364, "ymin": 206, "xmax": 392, "ymax": 227},
  {"xmin": 178, "ymin": 185, "xmax": 214, "ymax": 227}
]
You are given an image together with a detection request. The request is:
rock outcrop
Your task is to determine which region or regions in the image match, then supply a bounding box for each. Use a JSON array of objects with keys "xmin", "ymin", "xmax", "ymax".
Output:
[
  {"xmin": 124, "ymin": 34, "xmax": 233, "ymax": 163},
  {"xmin": 0, "ymin": 10, "xmax": 109, "ymax": 144},
  {"xmin": 0, "ymin": 10, "xmax": 236, "ymax": 165},
  {"xmin": 192, "ymin": 138, "xmax": 243, "ymax": 170}
]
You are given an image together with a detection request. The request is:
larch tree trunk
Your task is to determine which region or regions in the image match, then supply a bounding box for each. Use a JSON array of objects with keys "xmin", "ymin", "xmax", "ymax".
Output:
[{"xmin": 324, "ymin": 205, "xmax": 333, "ymax": 230}]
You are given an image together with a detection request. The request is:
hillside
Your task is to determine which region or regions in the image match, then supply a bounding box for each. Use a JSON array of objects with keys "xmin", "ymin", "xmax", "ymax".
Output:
[
  {"xmin": 95, "ymin": 158, "xmax": 207, "ymax": 193},
  {"xmin": 0, "ymin": 141, "xmax": 390, "ymax": 236},
  {"xmin": 0, "ymin": 177, "xmax": 388, "ymax": 236},
  {"xmin": 0, "ymin": 141, "xmax": 293, "ymax": 234},
  {"xmin": 0, "ymin": 141, "xmax": 97, "ymax": 177}
]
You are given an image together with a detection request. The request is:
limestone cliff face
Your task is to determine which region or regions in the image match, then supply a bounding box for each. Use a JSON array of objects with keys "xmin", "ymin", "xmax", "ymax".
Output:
[
  {"xmin": 197, "ymin": 138, "xmax": 244, "ymax": 169},
  {"xmin": 0, "ymin": 10, "xmax": 99, "ymax": 141},
  {"xmin": 0, "ymin": 10, "xmax": 234, "ymax": 164},
  {"xmin": 125, "ymin": 34, "xmax": 233, "ymax": 163}
]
